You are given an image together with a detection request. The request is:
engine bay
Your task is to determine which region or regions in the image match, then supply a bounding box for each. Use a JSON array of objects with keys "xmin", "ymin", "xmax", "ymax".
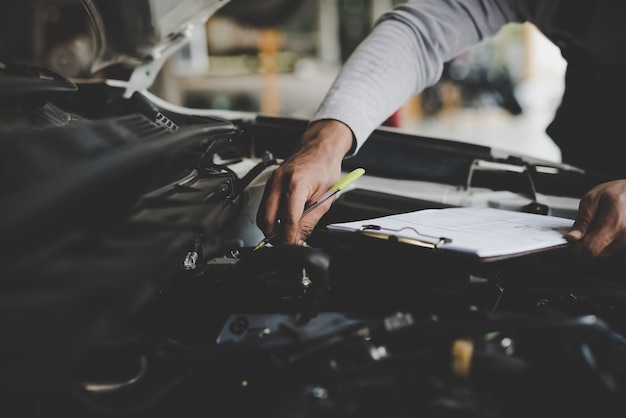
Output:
[{"xmin": 2, "ymin": 60, "xmax": 626, "ymax": 418}]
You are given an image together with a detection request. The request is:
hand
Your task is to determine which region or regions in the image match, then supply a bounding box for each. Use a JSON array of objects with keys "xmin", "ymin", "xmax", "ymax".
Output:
[
  {"xmin": 565, "ymin": 179, "xmax": 626, "ymax": 257},
  {"xmin": 256, "ymin": 119, "xmax": 355, "ymax": 246}
]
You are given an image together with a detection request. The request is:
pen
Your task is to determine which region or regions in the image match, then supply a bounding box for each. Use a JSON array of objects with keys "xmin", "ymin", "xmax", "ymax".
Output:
[{"xmin": 254, "ymin": 167, "xmax": 366, "ymax": 250}]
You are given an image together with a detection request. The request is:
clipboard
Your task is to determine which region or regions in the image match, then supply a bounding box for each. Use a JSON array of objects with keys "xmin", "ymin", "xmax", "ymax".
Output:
[{"xmin": 324, "ymin": 207, "xmax": 575, "ymax": 262}]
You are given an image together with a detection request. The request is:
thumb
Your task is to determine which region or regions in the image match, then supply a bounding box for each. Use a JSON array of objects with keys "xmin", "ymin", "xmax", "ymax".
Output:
[
  {"xmin": 566, "ymin": 199, "xmax": 596, "ymax": 242},
  {"xmin": 565, "ymin": 228, "xmax": 584, "ymax": 242}
]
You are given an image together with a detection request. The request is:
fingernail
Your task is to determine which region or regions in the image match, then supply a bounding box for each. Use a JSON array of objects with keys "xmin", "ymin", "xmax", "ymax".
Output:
[
  {"xmin": 297, "ymin": 240, "xmax": 309, "ymax": 247},
  {"xmin": 566, "ymin": 229, "xmax": 583, "ymax": 241}
]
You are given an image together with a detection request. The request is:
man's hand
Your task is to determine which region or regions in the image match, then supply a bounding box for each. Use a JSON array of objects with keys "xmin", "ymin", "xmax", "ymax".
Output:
[
  {"xmin": 256, "ymin": 119, "xmax": 355, "ymax": 246},
  {"xmin": 566, "ymin": 179, "xmax": 626, "ymax": 257}
]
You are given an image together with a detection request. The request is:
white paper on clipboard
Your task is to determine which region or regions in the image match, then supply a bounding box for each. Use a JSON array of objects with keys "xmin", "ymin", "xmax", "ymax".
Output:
[{"xmin": 325, "ymin": 207, "xmax": 574, "ymax": 261}]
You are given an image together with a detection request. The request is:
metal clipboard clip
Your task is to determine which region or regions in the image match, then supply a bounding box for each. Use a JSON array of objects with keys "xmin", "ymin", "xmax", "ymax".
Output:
[{"xmin": 358, "ymin": 224, "xmax": 452, "ymax": 249}]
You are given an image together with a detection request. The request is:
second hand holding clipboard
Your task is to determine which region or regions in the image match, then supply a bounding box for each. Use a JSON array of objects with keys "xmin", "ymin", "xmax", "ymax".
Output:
[{"xmin": 254, "ymin": 168, "xmax": 366, "ymax": 250}]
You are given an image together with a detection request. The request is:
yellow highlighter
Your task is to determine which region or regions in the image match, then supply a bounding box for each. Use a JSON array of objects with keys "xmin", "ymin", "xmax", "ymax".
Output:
[{"xmin": 254, "ymin": 167, "xmax": 366, "ymax": 250}]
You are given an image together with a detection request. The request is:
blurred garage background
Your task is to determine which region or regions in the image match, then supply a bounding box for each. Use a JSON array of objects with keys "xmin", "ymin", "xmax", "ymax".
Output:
[
  {"xmin": 1, "ymin": 0, "xmax": 565, "ymax": 162},
  {"xmin": 151, "ymin": 0, "xmax": 566, "ymax": 162}
]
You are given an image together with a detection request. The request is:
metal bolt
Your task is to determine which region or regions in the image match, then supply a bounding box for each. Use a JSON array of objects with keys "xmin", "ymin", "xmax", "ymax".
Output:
[
  {"xmin": 500, "ymin": 337, "xmax": 514, "ymax": 355},
  {"xmin": 301, "ymin": 268, "xmax": 311, "ymax": 288},
  {"xmin": 183, "ymin": 251, "xmax": 198, "ymax": 270},
  {"xmin": 310, "ymin": 386, "xmax": 329, "ymax": 399}
]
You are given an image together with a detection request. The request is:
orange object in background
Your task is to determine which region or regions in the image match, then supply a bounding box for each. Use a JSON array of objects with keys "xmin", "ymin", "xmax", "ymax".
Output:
[
  {"xmin": 259, "ymin": 28, "xmax": 282, "ymax": 115},
  {"xmin": 382, "ymin": 109, "xmax": 401, "ymax": 127}
]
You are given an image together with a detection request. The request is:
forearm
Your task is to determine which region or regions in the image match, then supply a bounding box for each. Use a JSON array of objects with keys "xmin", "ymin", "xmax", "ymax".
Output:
[
  {"xmin": 297, "ymin": 119, "xmax": 355, "ymax": 165},
  {"xmin": 312, "ymin": 20, "xmax": 428, "ymax": 153}
]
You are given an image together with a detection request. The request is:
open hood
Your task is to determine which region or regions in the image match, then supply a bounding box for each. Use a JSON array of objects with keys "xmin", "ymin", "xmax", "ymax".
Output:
[
  {"xmin": 83, "ymin": 0, "xmax": 230, "ymax": 71},
  {"xmin": 0, "ymin": 0, "xmax": 229, "ymax": 93}
]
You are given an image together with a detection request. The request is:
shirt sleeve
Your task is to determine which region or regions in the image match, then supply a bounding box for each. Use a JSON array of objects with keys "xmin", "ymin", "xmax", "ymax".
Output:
[{"xmin": 311, "ymin": 0, "xmax": 522, "ymax": 155}]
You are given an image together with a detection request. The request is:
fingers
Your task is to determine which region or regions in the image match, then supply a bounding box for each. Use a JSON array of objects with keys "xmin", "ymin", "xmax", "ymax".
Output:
[
  {"xmin": 573, "ymin": 220, "xmax": 616, "ymax": 258},
  {"xmin": 292, "ymin": 196, "xmax": 336, "ymax": 244},
  {"xmin": 256, "ymin": 160, "xmax": 339, "ymax": 246},
  {"xmin": 278, "ymin": 169, "xmax": 316, "ymax": 245},
  {"xmin": 567, "ymin": 180, "xmax": 626, "ymax": 258},
  {"xmin": 256, "ymin": 120, "xmax": 355, "ymax": 247},
  {"xmin": 574, "ymin": 205, "xmax": 626, "ymax": 257},
  {"xmin": 565, "ymin": 191, "xmax": 597, "ymax": 243},
  {"xmin": 256, "ymin": 165, "xmax": 311, "ymax": 244},
  {"xmin": 256, "ymin": 169, "xmax": 282, "ymax": 237}
]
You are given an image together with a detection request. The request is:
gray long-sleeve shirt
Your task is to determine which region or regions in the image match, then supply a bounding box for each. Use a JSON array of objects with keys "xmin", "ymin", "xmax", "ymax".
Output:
[{"xmin": 311, "ymin": 0, "xmax": 626, "ymax": 159}]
